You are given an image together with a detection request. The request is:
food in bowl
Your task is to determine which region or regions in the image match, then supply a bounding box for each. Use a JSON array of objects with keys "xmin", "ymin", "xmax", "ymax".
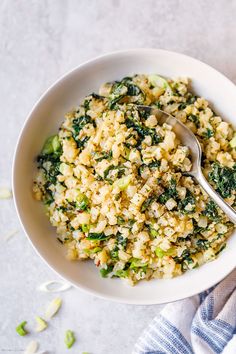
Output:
[{"xmin": 33, "ymin": 74, "xmax": 236, "ymax": 285}]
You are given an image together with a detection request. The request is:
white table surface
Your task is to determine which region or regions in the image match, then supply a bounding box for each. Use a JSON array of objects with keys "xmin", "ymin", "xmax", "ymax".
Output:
[{"xmin": 0, "ymin": 1, "xmax": 236, "ymax": 353}]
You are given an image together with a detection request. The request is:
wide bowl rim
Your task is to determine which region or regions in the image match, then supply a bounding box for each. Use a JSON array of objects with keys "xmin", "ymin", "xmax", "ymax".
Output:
[{"xmin": 12, "ymin": 48, "xmax": 236, "ymax": 305}]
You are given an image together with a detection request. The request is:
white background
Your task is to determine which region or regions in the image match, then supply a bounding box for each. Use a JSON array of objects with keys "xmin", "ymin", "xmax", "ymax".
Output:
[{"xmin": 0, "ymin": 1, "xmax": 236, "ymax": 353}]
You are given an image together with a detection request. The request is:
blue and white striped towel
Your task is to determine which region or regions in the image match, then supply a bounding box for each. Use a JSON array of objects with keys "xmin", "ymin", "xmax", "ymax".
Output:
[{"xmin": 133, "ymin": 269, "xmax": 236, "ymax": 354}]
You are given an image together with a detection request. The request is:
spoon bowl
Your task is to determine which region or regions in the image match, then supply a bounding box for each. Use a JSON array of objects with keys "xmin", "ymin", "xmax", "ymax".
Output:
[{"xmin": 137, "ymin": 105, "xmax": 236, "ymax": 224}]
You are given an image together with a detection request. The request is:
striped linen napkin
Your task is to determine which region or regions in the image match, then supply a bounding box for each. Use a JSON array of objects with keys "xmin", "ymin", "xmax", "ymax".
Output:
[{"xmin": 133, "ymin": 269, "xmax": 236, "ymax": 354}]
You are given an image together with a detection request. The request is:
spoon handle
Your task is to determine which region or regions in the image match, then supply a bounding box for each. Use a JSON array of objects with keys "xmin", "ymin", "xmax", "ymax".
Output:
[{"xmin": 195, "ymin": 170, "xmax": 236, "ymax": 224}]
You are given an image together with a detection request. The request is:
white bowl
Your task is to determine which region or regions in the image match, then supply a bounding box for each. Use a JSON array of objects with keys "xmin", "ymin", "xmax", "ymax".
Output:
[{"xmin": 13, "ymin": 49, "xmax": 236, "ymax": 305}]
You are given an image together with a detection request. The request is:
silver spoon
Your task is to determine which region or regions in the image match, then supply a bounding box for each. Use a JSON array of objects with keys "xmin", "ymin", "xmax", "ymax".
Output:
[{"xmin": 137, "ymin": 105, "xmax": 236, "ymax": 224}]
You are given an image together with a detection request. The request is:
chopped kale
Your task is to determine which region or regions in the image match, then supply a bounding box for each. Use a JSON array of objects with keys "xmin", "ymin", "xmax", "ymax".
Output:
[
  {"xmin": 116, "ymin": 232, "xmax": 127, "ymax": 249},
  {"xmin": 188, "ymin": 114, "xmax": 199, "ymax": 127},
  {"xmin": 138, "ymin": 165, "xmax": 146, "ymax": 176},
  {"xmin": 191, "ymin": 224, "xmax": 207, "ymax": 235},
  {"xmin": 147, "ymin": 161, "xmax": 161, "ymax": 168},
  {"xmin": 103, "ymin": 164, "xmax": 126, "ymax": 181},
  {"xmin": 178, "ymin": 102, "xmax": 187, "ymax": 110},
  {"xmin": 177, "ymin": 235, "xmax": 191, "ymax": 242},
  {"xmin": 203, "ymin": 200, "xmax": 220, "ymax": 221},
  {"xmin": 75, "ymin": 136, "xmax": 90, "ymax": 149},
  {"xmin": 155, "ymin": 101, "xmax": 164, "ymax": 110},
  {"xmin": 138, "ymin": 107, "xmax": 151, "ymax": 120},
  {"xmin": 94, "ymin": 150, "xmax": 113, "ymax": 162},
  {"xmin": 186, "ymin": 94, "xmax": 197, "ymax": 104},
  {"xmin": 110, "ymin": 232, "xmax": 127, "ymax": 259},
  {"xmin": 127, "ymin": 84, "xmax": 142, "ymax": 96},
  {"xmin": 108, "ymin": 79, "xmax": 143, "ymax": 109},
  {"xmin": 117, "ymin": 216, "xmax": 125, "ymax": 225},
  {"xmin": 196, "ymin": 239, "xmax": 210, "ymax": 250},
  {"xmin": 202, "ymin": 128, "xmax": 214, "ymax": 139},
  {"xmin": 208, "ymin": 162, "xmax": 236, "ymax": 198},
  {"xmin": 141, "ymin": 196, "xmax": 155, "ymax": 212},
  {"xmin": 128, "ymin": 219, "xmax": 135, "ymax": 227},
  {"xmin": 71, "ymin": 114, "xmax": 94, "ymax": 149},
  {"xmin": 112, "ymin": 82, "xmax": 127, "ymax": 96},
  {"xmin": 178, "ymin": 190, "xmax": 196, "ymax": 214},
  {"xmin": 125, "ymin": 117, "xmax": 163, "ymax": 145},
  {"xmin": 215, "ymin": 243, "xmax": 226, "ymax": 256},
  {"xmin": 158, "ymin": 178, "xmax": 178, "ymax": 204},
  {"xmin": 108, "ymin": 96, "xmax": 124, "ymax": 110},
  {"xmin": 82, "ymin": 98, "xmax": 91, "ymax": 111},
  {"xmin": 110, "ymin": 245, "xmax": 119, "ymax": 260},
  {"xmin": 138, "ymin": 161, "xmax": 160, "ymax": 176},
  {"xmin": 91, "ymin": 93, "xmax": 104, "ymax": 100},
  {"xmin": 37, "ymin": 153, "xmax": 61, "ymax": 185},
  {"xmin": 86, "ymin": 232, "xmax": 110, "ymax": 241},
  {"xmin": 174, "ymin": 249, "xmax": 194, "ymax": 271},
  {"xmin": 72, "ymin": 115, "xmax": 95, "ymax": 135}
]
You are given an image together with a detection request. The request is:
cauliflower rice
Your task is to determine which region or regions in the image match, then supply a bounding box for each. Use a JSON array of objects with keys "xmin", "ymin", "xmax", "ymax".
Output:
[{"xmin": 33, "ymin": 74, "xmax": 236, "ymax": 285}]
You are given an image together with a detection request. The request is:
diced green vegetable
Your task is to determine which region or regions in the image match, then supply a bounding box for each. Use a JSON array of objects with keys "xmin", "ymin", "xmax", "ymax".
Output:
[
  {"xmin": 115, "ymin": 175, "xmax": 132, "ymax": 190},
  {"xmin": 155, "ymin": 247, "xmax": 165, "ymax": 258},
  {"xmin": 230, "ymin": 134, "xmax": 236, "ymax": 148},
  {"xmin": 42, "ymin": 135, "xmax": 61, "ymax": 155},
  {"xmin": 52, "ymin": 135, "xmax": 60, "ymax": 152},
  {"xmin": 155, "ymin": 247, "xmax": 175, "ymax": 258},
  {"xmin": 59, "ymin": 162, "xmax": 68, "ymax": 175},
  {"xmin": 91, "ymin": 247, "xmax": 102, "ymax": 253},
  {"xmin": 76, "ymin": 193, "xmax": 89, "ymax": 211},
  {"xmin": 149, "ymin": 228, "xmax": 158, "ymax": 238},
  {"xmin": 115, "ymin": 269, "xmax": 129, "ymax": 278},
  {"xmin": 130, "ymin": 259, "xmax": 148, "ymax": 269},
  {"xmin": 100, "ymin": 265, "xmax": 113, "ymax": 278},
  {"xmin": 81, "ymin": 224, "xmax": 90, "ymax": 233},
  {"xmin": 84, "ymin": 247, "xmax": 102, "ymax": 255},
  {"xmin": 65, "ymin": 330, "xmax": 75, "ymax": 349},
  {"xmin": 35, "ymin": 316, "xmax": 47, "ymax": 332},
  {"xmin": 148, "ymin": 74, "xmax": 170, "ymax": 93},
  {"xmin": 16, "ymin": 321, "xmax": 28, "ymax": 336}
]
